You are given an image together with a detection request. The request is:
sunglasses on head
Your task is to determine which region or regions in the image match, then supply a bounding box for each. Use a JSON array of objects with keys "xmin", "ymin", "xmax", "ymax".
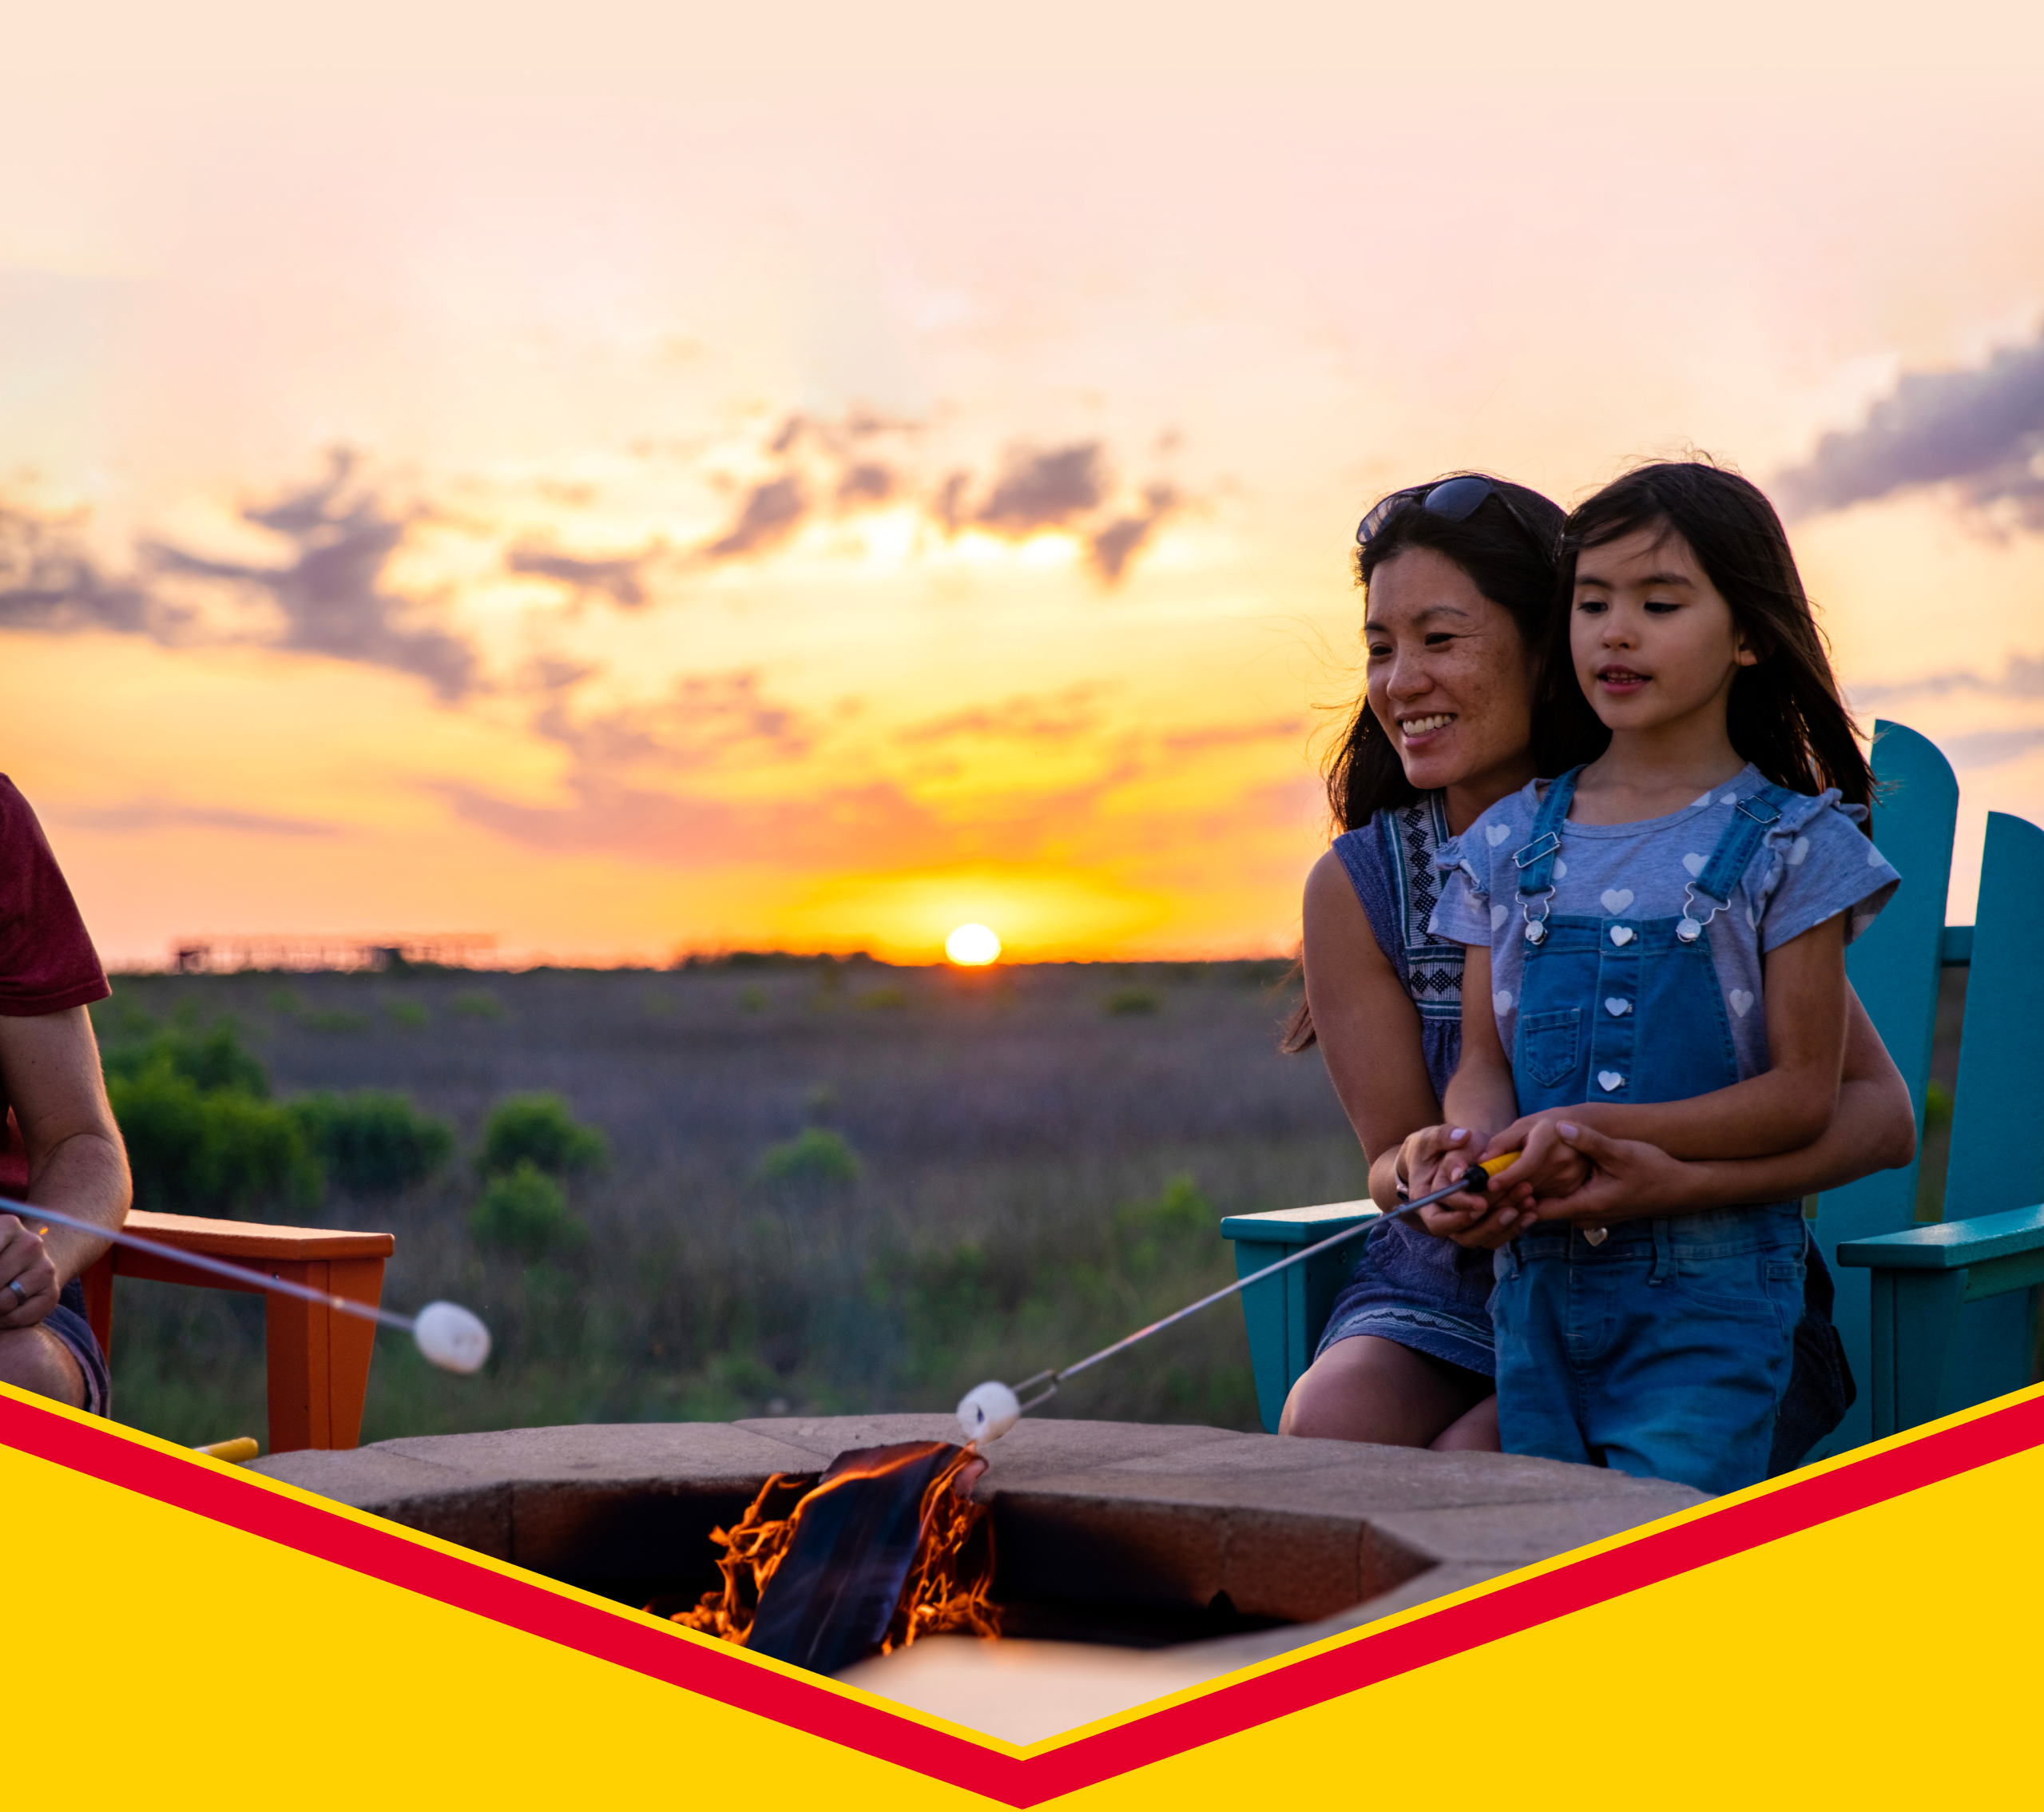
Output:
[{"xmin": 1355, "ymin": 475, "xmax": 1549, "ymax": 557}]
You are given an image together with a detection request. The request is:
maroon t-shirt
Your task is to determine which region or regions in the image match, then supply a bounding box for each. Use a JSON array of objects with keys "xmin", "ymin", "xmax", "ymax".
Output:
[{"xmin": 0, "ymin": 777, "xmax": 110, "ymax": 1193}]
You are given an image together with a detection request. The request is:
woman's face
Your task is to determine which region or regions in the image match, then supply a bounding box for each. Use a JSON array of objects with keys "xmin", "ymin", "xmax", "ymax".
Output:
[{"xmin": 1364, "ymin": 547, "xmax": 1538, "ymax": 820}]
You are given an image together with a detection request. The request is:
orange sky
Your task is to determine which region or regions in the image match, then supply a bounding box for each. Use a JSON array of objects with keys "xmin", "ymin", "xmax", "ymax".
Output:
[{"xmin": 6, "ymin": 0, "xmax": 2043, "ymax": 964}]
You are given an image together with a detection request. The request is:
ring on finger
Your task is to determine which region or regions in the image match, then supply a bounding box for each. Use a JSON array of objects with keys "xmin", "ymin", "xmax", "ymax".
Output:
[{"xmin": 6, "ymin": 1278, "xmax": 27, "ymax": 1306}]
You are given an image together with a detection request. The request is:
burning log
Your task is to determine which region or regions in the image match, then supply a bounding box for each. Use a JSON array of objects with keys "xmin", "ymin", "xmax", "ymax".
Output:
[{"xmin": 668, "ymin": 1440, "xmax": 998, "ymax": 1675}]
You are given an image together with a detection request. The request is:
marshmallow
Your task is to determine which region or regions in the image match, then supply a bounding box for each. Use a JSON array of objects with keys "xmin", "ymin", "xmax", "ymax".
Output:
[
  {"xmin": 957, "ymin": 1380, "xmax": 1022, "ymax": 1444},
  {"xmin": 413, "ymin": 1301, "xmax": 492, "ymax": 1374}
]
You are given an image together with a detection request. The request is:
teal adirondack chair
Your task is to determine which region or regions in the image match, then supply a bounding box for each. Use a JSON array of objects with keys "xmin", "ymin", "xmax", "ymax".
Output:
[{"xmin": 1224, "ymin": 720, "xmax": 2044, "ymax": 1452}]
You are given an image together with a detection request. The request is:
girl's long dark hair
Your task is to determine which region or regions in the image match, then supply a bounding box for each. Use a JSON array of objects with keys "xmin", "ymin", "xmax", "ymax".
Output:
[
  {"xmin": 1546, "ymin": 461, "xmax": 1874, "ymax": 811},
  {"xmin": 1284, "ymin": 475, "xmax": 1569, "ymax": 1051}
]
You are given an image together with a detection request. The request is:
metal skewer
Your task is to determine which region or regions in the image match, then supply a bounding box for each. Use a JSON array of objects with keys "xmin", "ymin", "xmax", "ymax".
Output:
[
  {"xmin": 958, "ymin": 1150, "xmax": 1523, "ymax": 1440},
  {"xmin": 0, "ymin": 1194, "xmax": 491, "ymax": 1374}
]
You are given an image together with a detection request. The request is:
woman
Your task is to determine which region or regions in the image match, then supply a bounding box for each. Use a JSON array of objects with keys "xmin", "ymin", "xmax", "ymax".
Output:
[{"xmin": 1278, "ymin": 474, "xmax": 1916, "ymax": 1467}]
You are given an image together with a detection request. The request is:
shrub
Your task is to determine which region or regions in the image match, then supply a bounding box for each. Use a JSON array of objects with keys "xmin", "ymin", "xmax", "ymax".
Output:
[
  {"xmin": 449, "ymin": 989, "xmax": 508, "ymax": 1021},
  {"xmin": 288, "ymin": 1090, "xmax": 456, "ymax": 1194},
  {"xmin": 478, "ymin": 1092, "xmax": 609, "ymax": 1178},
  {"xmin": 755, "ymin": 1126, "xmax": 862, "ymax": 1187},
  {"xmin": 101, "ymin": 1021, "xmax": 271, "ymax": 1098},
  {"xmin": 855, "ymin": 986, "xmax": 909, "ymax": 1011},
  {"xmin": 470, "ymin": 1160, "xmax": 588, "ymax": 1261},
  {"xmin": 108, "ymin": 1060, "xmax": 320, "ymax": 1214},
  {"xmin": 300, "ymin": 1008, "xmax": 372, "ymax": 1034},
  {"xmin": 383, "ymin": 999, "xmax": 430, "ymax": 1029},
  {"xmin": 1103, "ymin": 987, "xmax": 1160, "ymax": 1016}
]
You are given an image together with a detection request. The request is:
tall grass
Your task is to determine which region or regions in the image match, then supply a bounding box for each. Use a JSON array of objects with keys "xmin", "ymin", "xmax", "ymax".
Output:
[{"xmin": 91, "ymin": 960, "xmax": 1363, "ymax": 1445}]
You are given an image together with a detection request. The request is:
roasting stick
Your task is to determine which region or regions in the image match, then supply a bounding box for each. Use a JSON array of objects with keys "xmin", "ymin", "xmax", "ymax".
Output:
[
  {"xmin": 0, "ymin": 1194, "xmax": 492, "ymax": 1374},
  {"xmin": 958, "ymin": 1150, "xmax": 1524, "ymax": 1441}
]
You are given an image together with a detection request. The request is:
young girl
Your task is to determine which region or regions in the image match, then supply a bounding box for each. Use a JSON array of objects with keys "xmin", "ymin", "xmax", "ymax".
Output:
[{"xmin": 1417, "ymin": 462, "xmax": 1899, "ymax": 1496}]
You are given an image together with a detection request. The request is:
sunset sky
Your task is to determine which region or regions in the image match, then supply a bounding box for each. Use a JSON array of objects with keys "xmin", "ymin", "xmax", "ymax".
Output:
[{"xmin": 6, "ymin": 0, "xmax": 2043, "ymax": 965}]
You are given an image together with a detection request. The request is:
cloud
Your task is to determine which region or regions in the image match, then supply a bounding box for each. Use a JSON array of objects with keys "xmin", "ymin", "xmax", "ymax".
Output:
[
  {"xmin": 506, "ymin": 542, "xmax": 654, "ymax": 607},
  {"xmin": 1088, "ymin": 483, "xmax": 1181, "ymax": 582},
  {"xmin": 0, "ymin": 503, "xmax": 189, "ymax": 639},
  {"xmin": 703, "ymin": 475, "xmax": 809, "ymax": 560},
  {"xmin": 1934, "ymin": 725, "xmax": 2044, "ymax": 769},
  {"xmin": 1160, "ymin": 715, "xmax": 1304, "ymax": 754},
  {"xmin": 896, "ymin": 685, "xmax": 1106, "ymax": 747},
  {"xmin": 1776, "ymin": 324, "xmax": 2044, "ymax": 522},
  {"xmin": 57, "ymin": 800, "xmax": 341, "ymax": 836},
  {"xmin": 145, "ymin": 451, "xmax": 482, "ymax": 701},
  {"xmin": 532, "ymin": 670, "xmax": 817, "ymax": 775},
  {"xmin": 835, "ymin": 462, "xmax": 897, "ymax": 506},
  {"xmin": 975, "ymin": 443, "xmax": 1105, "ymax": 533},
  {"xmin": 1851, "ymin": 651, "xmax": 2044, "ymax": 706}
]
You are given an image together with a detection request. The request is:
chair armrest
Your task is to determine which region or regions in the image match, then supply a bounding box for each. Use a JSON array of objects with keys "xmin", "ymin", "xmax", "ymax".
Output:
[
  {"xmin": 1836, "ymin": 1204, "xmax": 2044, "ymax": 1271},
  {"xmin": 117, "ymin": 1210, "xmax": 395, "ymax": 1263},
  {"xmin": 1218, "ymin": 1199, "xmax": 1380, "ymax": 1244}
]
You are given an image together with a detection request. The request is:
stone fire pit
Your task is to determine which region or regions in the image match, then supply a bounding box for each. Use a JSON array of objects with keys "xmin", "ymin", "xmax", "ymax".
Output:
[{"xmin": 254, "ymin": 1414, "xmax": 1702, "ymax": 1740}]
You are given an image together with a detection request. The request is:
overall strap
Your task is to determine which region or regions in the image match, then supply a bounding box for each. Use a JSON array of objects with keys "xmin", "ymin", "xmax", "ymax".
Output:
[
  {"xmin": 1513, "ymin": 766, "xmax": 1584, "ymax": 897},
  {"xmin": 1677, "ymin": 781, "xmax": 1798, "ymax": 942}
]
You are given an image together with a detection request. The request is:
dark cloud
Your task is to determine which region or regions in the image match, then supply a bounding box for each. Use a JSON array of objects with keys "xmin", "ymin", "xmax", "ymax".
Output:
[
  {"xmin": 58, "ymin": 800, "xmax": 340, "ymax": 837},
  {"xmin": 976, "ymin": 444, "xmax": 1105, "ymax": 533},
  {"xmin": 506, "ymin": 543, "xmax": 653, "ymax": 607},
  {"xmin": 835, "ymin": 462, "xmax": 896, "ymax": 506},
  {"xmin": 0, "ymin": 503, "xmax": 185, "ymax": 638},
  {"xmin": 145, "ymin": 452, "xmax": 480, "ymax": 700},
  {"xmin": 1851, "ymin": 652, "xmax": 2044, "ymax": 706},
  {"xmin": 1776, "ymin": 324, "xmax": 2044, "ymax": 522},
  {"xmin": 704, "ymin": 475, "xmax": 808, "ymax": 559},
  {"xmin": 896, "ymin": 685, "xmax": 1105, "ymax": 747},
  {"xmin": 1088, "ymin": 484, "xmax": 1180, "ymax": 582}
]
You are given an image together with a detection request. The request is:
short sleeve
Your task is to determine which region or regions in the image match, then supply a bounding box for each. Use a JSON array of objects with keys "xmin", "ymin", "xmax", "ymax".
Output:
[
  {"xmin": 1428, "ymin": 840, "xmax": 1494, "ymax": 948},
  {"xmin": 1751, "ymin": 789, "xmax": 1899, "ymax": 953},
  {"xmin": 0, "ymin": 777, "xmax": 110, "ymax": 1016}
]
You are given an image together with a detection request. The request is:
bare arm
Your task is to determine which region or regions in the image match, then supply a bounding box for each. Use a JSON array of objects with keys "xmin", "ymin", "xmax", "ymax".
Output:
[
  {"xmin": 1300, "ymin": 849, "xmax": 1443, "ymax": 1211},
  {"xmin": 0, "ymin": 1007, "xmax": 130, "ymax": 1330}
]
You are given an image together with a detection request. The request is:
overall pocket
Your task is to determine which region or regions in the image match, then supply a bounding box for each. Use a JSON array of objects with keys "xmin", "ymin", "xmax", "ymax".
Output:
[{"xmin": 1515, "ymin": 1007, "xmax": 1582, "ymax": 1091}]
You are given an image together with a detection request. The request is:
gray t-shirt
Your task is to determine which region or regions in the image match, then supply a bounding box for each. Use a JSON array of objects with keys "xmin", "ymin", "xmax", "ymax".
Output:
[{"xmin": 1430, "ymin": 765, "xmax": 1900, "ymax": 1083}]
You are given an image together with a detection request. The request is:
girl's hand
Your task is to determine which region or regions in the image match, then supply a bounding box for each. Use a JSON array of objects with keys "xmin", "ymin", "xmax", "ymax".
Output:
[
  {"xmin": 1397, "ymin": 1124, "xmax": 1473, "ymax": 1200},
  {"xmin": 1479, "ymin": 1113, "xmax": 1593, "ymax": 1207},
  {"xmin": 1517, "ymin": 1121, "xmax": 1689, "ymax": 1227}
]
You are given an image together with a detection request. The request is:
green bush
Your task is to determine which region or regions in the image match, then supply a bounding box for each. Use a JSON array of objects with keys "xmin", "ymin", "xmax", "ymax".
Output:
[
  {"xmin": 755, "ymin": 1126, "xmax": 862, "ymax": 1187},
  {"xmin": 383, "ymin": 999, "xmax": 431, "ymax": 1029},
  {"xmin": 101, "ymin": 1021, "xmax": 270, "ymax": 1098},
  {"xmin": 448, "ymin": 989, "xmax": 508, "ymax": 1020},
  {"xmin": 478, "ymin": 1092, "xmax": 609, "ymax": 1178},
  {"xmin": 288, "ymin": 1090, "xmax": 456, "ymax": 1194},
  {"xmin": 300, "ymin": 1008, "xmax": 372, "ymax": 1034},
  {"xmin": 1103, "ymin": 987, "xmax": 1160, "ymax": 1016},
  {"xmin": 470, "ymin": 1160, "xmax": 588, "ymax": 1261},
  {"xmin": 108, "ymin": 1060, "xmax": 320, "ymax": 1214}
]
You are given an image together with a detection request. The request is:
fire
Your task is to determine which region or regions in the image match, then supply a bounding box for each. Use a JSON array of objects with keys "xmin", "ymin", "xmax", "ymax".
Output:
[{"xmin": 669, "ymin": 1441, "xmax": 999, "ymax": 1659}]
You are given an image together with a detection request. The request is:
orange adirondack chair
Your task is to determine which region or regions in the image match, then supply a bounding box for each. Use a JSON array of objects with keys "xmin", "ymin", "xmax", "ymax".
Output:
[{"xmin": 80, "ymin": 1212, "xmax": 395, "ymax": 1453}]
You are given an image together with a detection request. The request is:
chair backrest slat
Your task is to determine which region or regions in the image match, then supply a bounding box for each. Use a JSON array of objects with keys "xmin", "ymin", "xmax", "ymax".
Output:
[
  {"xmin": 1811, "ymin": 720, "xmax": 1958, "ymax": 1456},
  {"xmin": 1933, "ymin": 809, "xmax": 2044, "ymax": 1415}
]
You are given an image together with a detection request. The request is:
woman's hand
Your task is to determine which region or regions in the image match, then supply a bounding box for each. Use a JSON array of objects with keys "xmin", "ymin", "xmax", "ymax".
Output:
[
  {"xmin": 1478, "ymin": 1113, "xmax": 1594, "ymax": 1208},
  {"xmin": 0, "ymin": 1214, "xmax": 59, "ymax": 1329},
  {"xmin": 1399, "ymin": 1124, "xmax": 1474, "ymax": 1198}
]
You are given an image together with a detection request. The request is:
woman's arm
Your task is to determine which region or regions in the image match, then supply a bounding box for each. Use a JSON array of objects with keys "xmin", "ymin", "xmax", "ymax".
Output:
[
  {"xmin": 1300, "ymin": 849, "xmax": 1445, "ymax": 1211},
  {"xmin": 1524, "ymin": 983, "xmax": 1915, "ymax": 1226}
]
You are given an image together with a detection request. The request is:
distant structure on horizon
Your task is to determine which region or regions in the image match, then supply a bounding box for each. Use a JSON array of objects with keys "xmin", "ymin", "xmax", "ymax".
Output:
[{"xmin": 168, "ymin": 932, "xmax": 499, "ymax": 974}]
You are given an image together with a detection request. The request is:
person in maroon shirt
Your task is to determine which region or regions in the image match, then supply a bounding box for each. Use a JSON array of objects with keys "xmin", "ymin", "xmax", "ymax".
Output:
[{"xmin": 0, "ymin": 777, "xmax": 130, "ymax": 1412}]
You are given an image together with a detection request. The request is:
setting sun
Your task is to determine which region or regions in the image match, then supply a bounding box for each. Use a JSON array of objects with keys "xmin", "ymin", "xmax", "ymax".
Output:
[{"xmin": 944, "ymin": 924, "xmax": 1002, "ymax": 967}]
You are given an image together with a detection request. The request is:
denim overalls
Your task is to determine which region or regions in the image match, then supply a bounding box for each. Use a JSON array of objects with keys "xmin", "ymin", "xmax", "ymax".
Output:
[{"xmin": 1490, "ymin": 766, "xmax": 1808, "ymax": 1495}]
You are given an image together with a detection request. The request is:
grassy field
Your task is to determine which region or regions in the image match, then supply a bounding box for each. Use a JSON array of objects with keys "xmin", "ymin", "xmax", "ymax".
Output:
[{"xmin": 93, "ymin": 959, "xmax": 1367, "ymax": 1448}]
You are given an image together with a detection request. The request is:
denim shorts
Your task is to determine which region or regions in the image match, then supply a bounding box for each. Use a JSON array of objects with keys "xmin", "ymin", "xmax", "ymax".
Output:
[
  {"xmin": 46, "ymin": 1278, "xmax": 111, "ymax": 1417},
  {"xmin": 1490, "ymin": 1202, "xmax": 1805, "ymax": 1496}
]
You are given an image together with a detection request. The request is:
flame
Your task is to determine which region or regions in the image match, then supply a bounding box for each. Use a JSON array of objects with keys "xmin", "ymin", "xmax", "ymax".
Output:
[{"xmin": 668, "ymin": 1442, "xmax": 999, "ymax": 1654}]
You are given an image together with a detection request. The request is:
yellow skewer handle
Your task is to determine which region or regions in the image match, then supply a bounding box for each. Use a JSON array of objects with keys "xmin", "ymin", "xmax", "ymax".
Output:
[
  {"xmin": 1471, "ymin": 1149, "xmax": 1524, "ymax": 1180},
  {"xmin": 193, "ymin": 1436, "xmax": 260, "ymax": 1463}
]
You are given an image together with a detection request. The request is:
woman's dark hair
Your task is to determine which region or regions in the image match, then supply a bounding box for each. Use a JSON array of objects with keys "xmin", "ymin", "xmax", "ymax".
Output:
[
  {"xmin": 1320, "ymin": 476, "xmax": 1570, "ymax": 834},
  {"xmin": 1544, "ymin": 460, "xmax": 1873, "ymax": 810},
  {"xmin": 1284, "ymin": 475, "xmax": 1570, "ymax": 1051}
]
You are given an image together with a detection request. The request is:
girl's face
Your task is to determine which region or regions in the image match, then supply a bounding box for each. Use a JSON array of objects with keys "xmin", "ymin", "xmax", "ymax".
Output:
[
  {"xmin": 1570, "ymin": 525, "xmax": 1757, "ymax": 735},
  {"xmin": 1365, "ymin": 547, "xmax": 1538, "ymax": 814}
]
